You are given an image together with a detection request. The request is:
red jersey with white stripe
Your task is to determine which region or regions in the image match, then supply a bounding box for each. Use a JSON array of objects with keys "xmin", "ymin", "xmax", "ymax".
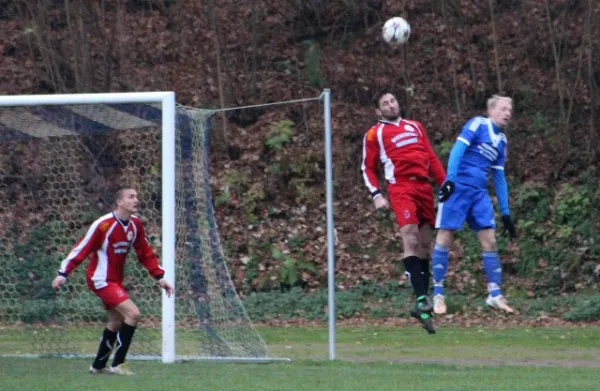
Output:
[
  {"xmin": 361, "ymin": 118, "xmax": 446, "ymax": 194},
  {"xmin": 59, "ymin": 213, "xmax": 164, "ymax": 289}
]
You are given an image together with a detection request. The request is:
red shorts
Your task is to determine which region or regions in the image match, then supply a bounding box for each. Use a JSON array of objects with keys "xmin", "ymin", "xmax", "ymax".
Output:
[
  {"xmin": 387, "ymin": 179, "xmax": 435, "ymax": 228},
  {"xmin": 87, "ymin": 281, "xmax": 129, "ymax": 310}
]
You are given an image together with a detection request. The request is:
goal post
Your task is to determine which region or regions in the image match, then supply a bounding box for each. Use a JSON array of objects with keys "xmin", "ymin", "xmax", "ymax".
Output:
[
  {"xmin": 0, "ymin": 90, "xmax": 336, "ymax": 363},
  {"xmin": 323, "ymin": 89, "xmax": 336, "ymax": 361},
  {"xmin": 160, "ymin": 92, "xmax": 176, "ymax": 364}
]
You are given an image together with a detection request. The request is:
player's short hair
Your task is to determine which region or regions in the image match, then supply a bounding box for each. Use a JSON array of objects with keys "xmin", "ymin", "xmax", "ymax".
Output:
[
  {"xmin": 487, "ymin": 95, "xmax": 513, "ymax": 110},
  {"xmin": 115, "ymin": 185, "xmax": 136, "ymax": 203},
  {"xmin": 373, "ymin": 91, "xmax": 397, "ymax": 108}
]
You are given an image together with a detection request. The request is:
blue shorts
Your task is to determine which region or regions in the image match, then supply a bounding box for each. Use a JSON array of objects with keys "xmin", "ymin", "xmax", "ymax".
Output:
[{"xmin": 435, "ymin": 183, "xmax": 496, "ymax": 231}]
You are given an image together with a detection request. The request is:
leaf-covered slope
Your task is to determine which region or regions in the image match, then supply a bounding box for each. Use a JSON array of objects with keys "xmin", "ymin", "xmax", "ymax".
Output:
[{"xmin": 0, "ymin": 0, "xmax": 599, "ymax": 296}]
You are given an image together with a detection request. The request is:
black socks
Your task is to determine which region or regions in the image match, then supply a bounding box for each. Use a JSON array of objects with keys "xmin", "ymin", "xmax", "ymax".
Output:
[
  {"xmin": 92, "ymin": 328, "xmax": 118, "ymax": 369},
  {"xmin": 403, "ymin": 256, "xmax": 427, "ymax": 298},
  {"xmin": 420, "ymin": 258, "xmax": 431, "ymax": 294},
  {"xmin": 111, "ymin": 323, "xmax": 137, "ymax": 367}
]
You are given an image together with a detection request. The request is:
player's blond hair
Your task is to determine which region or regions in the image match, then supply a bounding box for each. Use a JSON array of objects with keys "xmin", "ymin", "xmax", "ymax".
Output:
[{"xmin": 487, "ymin": 95, "xmax": 513, "ymax": 110}]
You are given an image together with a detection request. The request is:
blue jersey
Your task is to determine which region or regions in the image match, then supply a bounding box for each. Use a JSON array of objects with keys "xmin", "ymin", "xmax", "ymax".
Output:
[{"xmin": 453, "ymin": 116, "xmax": 507, "ymax": 189}]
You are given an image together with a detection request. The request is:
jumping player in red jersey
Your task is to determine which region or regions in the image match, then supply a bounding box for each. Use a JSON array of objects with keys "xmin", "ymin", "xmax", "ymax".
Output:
[
  {"xmin": 362, "ymin": 91, "xmax": 445, "ymax": 334},
  {"xmin": 52, "ymin": 186, "xmax": 173, "ymax": 375}
]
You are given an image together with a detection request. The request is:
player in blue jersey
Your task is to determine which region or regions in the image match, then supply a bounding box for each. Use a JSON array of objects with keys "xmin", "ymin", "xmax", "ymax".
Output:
[{"xmin": 432, "ymin": 95, "xmax": 517, "ymax": 315}]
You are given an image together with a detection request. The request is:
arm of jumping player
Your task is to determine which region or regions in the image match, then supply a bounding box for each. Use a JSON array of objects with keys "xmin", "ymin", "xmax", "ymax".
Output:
[
  {"xmin": 52, "ymin": 222, "xmax": 103, "ymax": 289},
  {"xmin": 437, "ymin": 141, "xmax": 467, "ymax": 203},
  {"xmin": 492, "ymin": 147, "xmax": 516, "ymax": 240},
  {"xmin": 361, "ymin": 127, "xmax": 388, "ymax": 210},
  {"xmin": 420, "ymin": 124, "xmax": 446, "ymax": 186},
  {"xmin": 438, "ymin": 117, "xmax": 482, "ymax": 202},
  {"xmin": 132, "ymin": 221, "xmax": 173, "ymax": 297}
]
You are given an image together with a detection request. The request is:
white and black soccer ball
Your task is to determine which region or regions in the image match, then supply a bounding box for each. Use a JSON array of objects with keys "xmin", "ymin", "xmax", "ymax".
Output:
[{"xmin": 382, "ymin": 17, "xmax": 411, "ymax": 46}]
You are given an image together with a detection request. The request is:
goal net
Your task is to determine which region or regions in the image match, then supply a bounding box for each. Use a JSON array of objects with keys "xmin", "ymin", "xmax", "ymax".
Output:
[{"xmin": 0, "ymin": 92, "xmax": 269, "ymax": 362}]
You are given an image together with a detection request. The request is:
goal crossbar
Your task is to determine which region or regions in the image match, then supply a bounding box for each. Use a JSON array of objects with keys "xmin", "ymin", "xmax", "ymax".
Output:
[{"xmin": 0, "ymin": 91, "xmax": 175, "ymax": 106}]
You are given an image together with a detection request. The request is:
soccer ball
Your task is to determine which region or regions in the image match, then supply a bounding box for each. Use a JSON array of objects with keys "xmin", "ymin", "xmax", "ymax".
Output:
[{"xmin": 382, "ymin": 17, "xmax": 411, "ymax": 46}]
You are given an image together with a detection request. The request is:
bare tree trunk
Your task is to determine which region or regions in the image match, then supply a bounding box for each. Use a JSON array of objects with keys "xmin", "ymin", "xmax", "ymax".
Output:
[
  {"xmin": 64, "ymin": 0, "xmax": 81, "ymax": 90},
  {"xmin": 27, "ymin": 0, "xmax": 67, "ymax": 92},
  {"xmin": 248, "ymin": 0, "xmax": 260, "ymax": 97},
  {"xmin": 208, "ymin": 0, "xmax": 229, "ymax": 147},
  {"xmin": 115, "ymin": 0, "xmax": 127, "ymax": 89},
  {"xmin": 585, "ymin": 0, "xmax": 596, "ymax": 163},
  {"xmin": 294, "ymin": 61, "xmax": 310, "ymax": 135},
  {"xmin": 99, "ymin": 0, "xmax": 115, "ymax": 91},
  {"xmin": 65, "ymin": 0, "xmax": 93, "ymax": 91},
  {"xmin": 543, "ymin": 0, "xmax": 565, "ymax": 127},
  {"xmin": 440, "ymin": 0, "xmax": 461, "ymax": 117},
  {"xmin": 26, "ymin": 0, "xmax": 105, "ymax": 92},
  {"xmin": 77, "ymin": 2, "xmax": 92, "ymax": 91},
  {"xmin": 543, "ymin": 0, "xmax": 572, "ymax": 172},
  {"xmin": 565, "ymin": 37, "xmax": 585, "ymax": 133},
  {"xmin": 488, "ymin": 0, "xmax": 503, "ymax": 93}
]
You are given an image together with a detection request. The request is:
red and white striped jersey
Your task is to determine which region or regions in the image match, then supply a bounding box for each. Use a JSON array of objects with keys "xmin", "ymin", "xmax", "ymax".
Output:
[
  {"xmin": 59, "ymin": 213, "xmax": 164, "ymax": 289},
  {"xmin": 361, "ymin": 118, "xmax": 446, "ymax": 195}
]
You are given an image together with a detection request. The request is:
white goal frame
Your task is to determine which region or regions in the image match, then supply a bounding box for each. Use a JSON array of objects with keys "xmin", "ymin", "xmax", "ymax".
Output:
[{"xmin": 0, "ymin": 92, "xmax": 177, "ymax": 363}]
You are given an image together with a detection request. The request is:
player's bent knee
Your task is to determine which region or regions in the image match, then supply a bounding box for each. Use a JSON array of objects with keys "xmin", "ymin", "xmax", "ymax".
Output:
[
  {"xmin": 107, "ymin": 319, "xmax": 123, "ymax": 331},
  {"xmin": 115, "ymin": 301, "xmax": 142, "ymax": 325},
  {"xmin": 127, "ymin": 309, "xmax": 142, "ymax": 325},
  {"xmin": 481, "ymin": 238, "xmax": 497, "ymax": 251},
  {"xmin": 435, "ymin": 229, "xmax": 454, "ymax": 248},
  {"xmin": 477, "ymin": 229, "xmax": 497, "ymax": 251},
  {"xmin": 418, "ymin": 242, "xmax": 430, "ymax": 258},
  {"xmin": 402, "ymin": 233, "xmax": 420, "ymax": 255},
  {"xmin": 124, "ymin": 312, "xmax": 141, "ymax": 326}
]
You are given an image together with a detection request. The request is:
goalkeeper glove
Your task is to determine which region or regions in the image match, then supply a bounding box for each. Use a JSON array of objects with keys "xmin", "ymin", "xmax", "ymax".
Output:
[
  {"xmin": 438, "ymin": 180, "xmax": 455, "ymax": 202},
  {"xmin": 501, "ymin": 215, "xmax": 517, "ymax": 240}
]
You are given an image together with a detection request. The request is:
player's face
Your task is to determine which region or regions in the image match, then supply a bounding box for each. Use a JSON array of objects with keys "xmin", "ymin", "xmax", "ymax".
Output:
[
  {"xmin": 376, "ymin": 93, "xmax": 400, "ymax": 121},
  {"xmin": 488, "ymin": 99, "xmax": 513, "ymax": 128},
  {"xmin": 117, "ymin": 189, "xmax": 139, "ymax": 215}
]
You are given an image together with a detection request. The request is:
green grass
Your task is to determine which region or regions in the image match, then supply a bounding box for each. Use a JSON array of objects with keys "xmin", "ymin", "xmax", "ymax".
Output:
[
  {"xmin": 2, "ymin": 325, "xmax": 600, "ymax": 390},
  {"xmin": 1, "ymin": 359, "xmax": 599, "ymax": 391},
  {"xmin": 261, "ymin": 326, "xmax": 600, "ymax": 361}
]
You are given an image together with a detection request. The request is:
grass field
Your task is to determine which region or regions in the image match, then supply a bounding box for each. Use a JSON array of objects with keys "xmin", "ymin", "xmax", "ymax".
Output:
[{"xmin": 2, "ymin": 325, "xmax": 600, "ymax": 390}]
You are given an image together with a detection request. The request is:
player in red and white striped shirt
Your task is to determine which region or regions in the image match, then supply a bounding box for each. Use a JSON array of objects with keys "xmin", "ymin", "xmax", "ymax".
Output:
[
  {"xmin": 52, "ymin": 186, "xmax": 173, "ymax": 375},
  {"xmin": 362, "ymin": 91, "xmax": 445, "ymax": 334}
]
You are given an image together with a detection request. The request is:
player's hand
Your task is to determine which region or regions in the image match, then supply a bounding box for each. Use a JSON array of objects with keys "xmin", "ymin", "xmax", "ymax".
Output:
[
  {"xmin": 373, "ymin": 195, "xmax": 389, "ymax": 210},
  {"xmin": 438, "ymin": 180, "xmax": 455, "ymax": 202},
  {"xmin": 501, "ymin": 215, "xmax": 517, "ymax": 240},
  {"xmin": 52, "ymin": 275, "xmax": 66, "ymax": 289},
  {"xmin": 158, "ymin": 279, "xmax": 174, "ymax": 298}
]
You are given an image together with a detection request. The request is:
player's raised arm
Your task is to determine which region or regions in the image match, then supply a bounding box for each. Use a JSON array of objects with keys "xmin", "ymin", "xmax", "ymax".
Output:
[
  {"xmin": 448, "ymin": 117, "xmax": 483, "ymax": 179},
  {"xmin": 419, "ymin": 123, "xmax": 446, "ymax": 186},
  {"xmin": 438, "ymin": 118, "xmax": 480, "ymax": 202}
]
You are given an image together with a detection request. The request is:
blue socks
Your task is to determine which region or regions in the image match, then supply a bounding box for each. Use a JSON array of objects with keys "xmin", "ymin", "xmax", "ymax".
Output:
[
  {"xmin": 482, "ymin": 251, "xmax": 502, "ymax": 297},
  {"xmin": 432, "ymin": 245, "xmax": 503, "ymax": 298},
  {"xmin": 432, "ymin": 243, "xmax": 449, "ymax": 296}
]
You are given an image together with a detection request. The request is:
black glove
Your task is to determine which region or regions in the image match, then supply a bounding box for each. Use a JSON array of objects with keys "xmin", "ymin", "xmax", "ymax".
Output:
[
  {"xmin": 438, "ymin": 180, "xmax": 455, "ymax": 202},
  {"xmin": 501, "ymin": 215, "xmax": 517, "ymax": 240}
]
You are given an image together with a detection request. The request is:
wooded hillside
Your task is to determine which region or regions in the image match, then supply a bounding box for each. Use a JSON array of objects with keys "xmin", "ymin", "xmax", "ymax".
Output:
[{"xmin": 1, "ymin": 0, "xmax": 599, "ymax": 306}]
